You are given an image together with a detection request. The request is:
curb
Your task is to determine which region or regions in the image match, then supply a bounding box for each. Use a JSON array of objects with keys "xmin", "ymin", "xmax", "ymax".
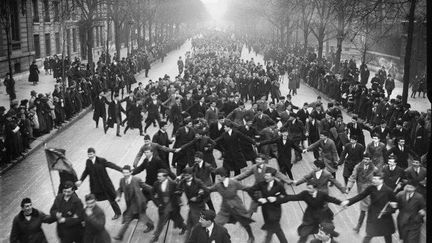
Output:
[
  {"xmin": 0, "ymin": 106, "xmax": 92, "ymax": 175},
  {"xmin": 0, "ymin": 57, "xmax": 161, "ymax": 175}
]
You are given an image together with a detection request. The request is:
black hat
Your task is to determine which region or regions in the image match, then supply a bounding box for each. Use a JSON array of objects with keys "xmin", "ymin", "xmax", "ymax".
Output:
[
  {"xmin": 182, "ymin": 167, "xmax": 193, "ymax": 175},
  {"xmin": 157, "ymin": 169, "xmax": 169, "ymax": 175},
  {"xmin": 85, "ymin": 193, "xmax": 96, "ymax": 201},
  {"xmin": 194, "ymin": 151, "xmax": 203, "ymax": 159},
  {"xmin": 200, "ymin": 209, "xmax": 216, "ymax": 222},
  {"xmin": 319, "ymin": 222, "xmax": 339, "ymax": 237},
  {"xmin": 214, "ymin": 167, "xmax": 228, "ymax": 177},
  {"xmin": 122, "ymin": 165, "xmax": 132, "ymax": 171},
  {"xmin": 313, "ymin": 159, "xmax": 326, "ymax": 169}
]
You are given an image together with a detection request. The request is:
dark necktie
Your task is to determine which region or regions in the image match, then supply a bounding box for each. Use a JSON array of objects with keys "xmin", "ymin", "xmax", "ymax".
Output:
[{"xmin": 206, "ymin": 228, "xmax": 210, "ymax": 237}]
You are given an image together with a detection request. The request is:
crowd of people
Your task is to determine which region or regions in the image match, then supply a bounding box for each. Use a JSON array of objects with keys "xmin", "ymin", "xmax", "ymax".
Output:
[
  {"xmin": 0, "ymin": 32, "xmax": 191, "ymax": 167},
  {"xmin": 9, "ymin": 31, "xmax": 428, "ymax": 243}
]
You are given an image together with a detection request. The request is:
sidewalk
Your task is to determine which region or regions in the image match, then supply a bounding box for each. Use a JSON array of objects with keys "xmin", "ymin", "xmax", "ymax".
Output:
[{"xmin": 0, "ymin": 47, "xmax": 129, "ymax": 109}]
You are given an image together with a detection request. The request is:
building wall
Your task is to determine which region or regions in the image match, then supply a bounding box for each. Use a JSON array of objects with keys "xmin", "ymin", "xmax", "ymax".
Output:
[{"xmin": 0, "ymin": 0, "xmax": 35, "ymax": 76}]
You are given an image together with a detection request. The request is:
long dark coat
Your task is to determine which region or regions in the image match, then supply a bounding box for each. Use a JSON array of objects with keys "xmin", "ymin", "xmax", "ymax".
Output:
[
  {"xmin": 92, "ymin": 96, "xmax": 108, "ymax": 121},
  {"xmin": 10, "ymin": 209, "xmax": 55, "ymax": 243},
  {"xmin": 279, "ymin": 191, "xmax": 341, "ymax": 237},
  {"xmin": 83, "ymin": 205, "xmax": 111, "ymax": 243},
  {"xmin": 215, "ymin": 130, "xmax": 256, "ymax": 171},
  {"xmin": 247, "ymin": 180, "xmax": 287, "ymax": 232},
  {"xmin": 187, "ymin": 223, "xmax": 231, "ymax": 243},
  {"xmin": 347, "ymin": 184, "xmax": 396, "ymax": 236},
  {"xmin": 79, "ymin": 157, "xmax": 122, "ymax": 201},
  {"xmin": 29, "ymin": 63, "xmax": 39, "ymax": 82},
  {"xmin": 173, "ymin": 126, "xmax": 196, "ymax": 166},
  {"xmin": 259, "ymin": 136, "xmax": 302, "ymax": 173}
]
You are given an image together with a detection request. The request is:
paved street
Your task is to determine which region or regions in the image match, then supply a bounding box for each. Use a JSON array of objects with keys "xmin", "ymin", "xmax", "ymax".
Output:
[{"xmin": 0, "ymin": 40, "xmax": 427, "ymax": 243}]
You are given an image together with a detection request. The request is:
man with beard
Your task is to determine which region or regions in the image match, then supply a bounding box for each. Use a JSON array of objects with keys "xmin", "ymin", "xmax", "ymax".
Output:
[{"xmin": 75, "ymin": 148, "xmax": 122, "ymax": 220}]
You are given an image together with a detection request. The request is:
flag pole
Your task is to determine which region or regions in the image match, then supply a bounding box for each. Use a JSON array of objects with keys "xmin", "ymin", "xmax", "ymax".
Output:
[{"xmin": 44, "ymin": 143, "xmax": 57, "ymax": 197}]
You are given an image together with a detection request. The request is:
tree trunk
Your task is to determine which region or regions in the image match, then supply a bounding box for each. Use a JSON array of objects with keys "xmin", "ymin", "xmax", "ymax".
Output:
[
  {"xmin": 402, "ymin": 0, "xmax": 417, "ymax": 105},
  {"xmin": 303, "ymin": 28, "xmax": 308, "ymax": 55},
  {"xmin": 148, "ymin": 20, "xmax": 152, "ymax": 45},
  {"xmin": 86, "ymin": 24, "xmax": 94, "ymax": 68},
  {"xmin": 114, "ymin": 20, "xmax": 121, "ymax": 59},
  {"xmin": 317, "ymin": 29, "xmax": 324, "ymax": 60},
  {"xmin": 334, "ymin": 6, "xmax": 345, "ymax": 71},
  {"xmin": 4, "ymin": 20, "xmax": 13, "ymax": 78}
]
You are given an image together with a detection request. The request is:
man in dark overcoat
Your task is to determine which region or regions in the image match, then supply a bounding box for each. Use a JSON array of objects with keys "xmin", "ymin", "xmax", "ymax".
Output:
[
  {"xmin": 83, "ymin": 194, "xmax": 111, "ymax": 243},
  {"xmin": 105, "ymin": 93, "xmax": 125, "ymax": 136},
  {"xmin": 279, "ymin": 181, "xmax": 343, "ymax": 243},
  {"xmin": 186, "ymin": 209, "xmax": 231, "ymax": 243},
  {"xmin": 177, "ymin": 167, "xmax": 210, "ymax": 237},
  {"xmin": 214, "ymin": 120, "xmax": 256, "ymax": 175},
  {"xmin": 259, "ymin": 127, "xmax": 303, "ymax": 180},
  {"xmin": 246, "ymin": 168, "xmax": 288, "ymax": 243},
  {"xmin": 394, "ymin": 180, "xmax": 426, "ymax": 243},
  {"xmin": 92, "ymin": 90, "xmax": 108, "ymax": 129},
  {"xmin": 75, "ymin": 148, "xmax": 122, "ymax": 220},
  {"xmin": 172, "ymin": 118, "xmax": 196, "ymax": 174},
  {"xmin": 342, "ymin": 171, "xmax": 397, "ymax": 243}
]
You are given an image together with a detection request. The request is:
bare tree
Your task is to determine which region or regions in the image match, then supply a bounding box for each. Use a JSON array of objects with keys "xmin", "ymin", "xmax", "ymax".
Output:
[{"xmin": 310, "ymin": 0, "xmax": 335, "ymax": 59}]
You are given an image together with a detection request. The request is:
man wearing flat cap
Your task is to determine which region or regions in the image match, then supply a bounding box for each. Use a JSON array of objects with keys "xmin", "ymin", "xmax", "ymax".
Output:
[{"xmin": 187, "ymin": 209, "xmax": 231, "ymax": 243}]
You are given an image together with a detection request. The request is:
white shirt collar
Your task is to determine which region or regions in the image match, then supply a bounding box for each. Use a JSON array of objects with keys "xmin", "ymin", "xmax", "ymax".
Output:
[
  {"xmin": 223, "ymin": 178, "xmax": 229, "ymax": 187},
  {"xmin": 207, "ymin": 222, "xmax": 214, "ymax": 236},
  {"xmin": 267, "ymin": 180, "xmax": 274, "ymax": 189},
  {"xmin": 377, "ymin": 184, "xmax": 383, "ymax": 191},
  {"xmin": 198, "ymin": 161, "xmax": 204, "ymax": 168},
  {"xmin": 315, "ymin": 170, "xmax": 323, "ymax": 179},
  {"xmin": 227, "ymin": 130, "xmax": 232, "ymax": 136}
]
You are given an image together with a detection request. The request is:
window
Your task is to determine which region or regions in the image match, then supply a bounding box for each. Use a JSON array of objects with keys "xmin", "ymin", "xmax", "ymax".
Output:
[
  {"xmin": 34, "ymin": 35, "xmax": 41, "ymax": 58},
  {"xmin": 43, "ymin": 0, "xmax": 50, "ymax": 22},
  {"xmin": 45, "ymin": 33, "xmax": 51, "ymax": 56},
  {"xmin": 100, "ymin": 27, "xmax": 104, "ymax": 47},
  {"xmin": 95, "ymin": 27, "xmax": 99, "ymax": 47},
  {"xmin": 53, "ymin": 1, "xmax": 59, "ymax": 22},
  {"xmin": 66, "ymin": 29, "xmax": 71, "ymax": 56},
  {"xmin": 10, "ymin": 0, "xmax": 20, "ymax": 49},
  {"xmin": 32, "ymin": 0, "xmax": 40, "ymax": 22},
  {"xmin": 72, "ymin": 29, "xmax": 77, "ymax": 52},
  {"xmin": 55, "ymin": 32, "xmax": 60, "ymax": 54}
]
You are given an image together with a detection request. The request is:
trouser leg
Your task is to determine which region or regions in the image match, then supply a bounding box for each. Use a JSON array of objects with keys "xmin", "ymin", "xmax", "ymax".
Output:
[
  {"xmin": 362, "ymin": 235, "xmax": 373, "ymax": 243},
  {"xmin": 264, "ymin": 231, "xmax": 274, "ymax": 243},
  {"xmin": 153, "ymin": 208, "xmax": 171, "ymax": 239},
  {"xmin": 275, "ymin": 228, "xmax": 288, "ymax": 243},
  {"xmin": 206, "ymin": 198, "xmax": 215, "ymax": 211},
  {"xmin": 116, "ymin": 214, "xmax": 134, "ymax": 239},
  {"xmin": 109, "ymin": 199, "xmax": 122, "ymax": 215},
  {"xmin": 383, "ymin": 234, "xmax": 392, "ymax": 243}
]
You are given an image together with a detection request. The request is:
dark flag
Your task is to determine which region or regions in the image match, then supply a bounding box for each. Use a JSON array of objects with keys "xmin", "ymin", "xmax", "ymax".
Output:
[{"xmin": 44, "ymin": 148, "xmax": 77, "ymax": 178}]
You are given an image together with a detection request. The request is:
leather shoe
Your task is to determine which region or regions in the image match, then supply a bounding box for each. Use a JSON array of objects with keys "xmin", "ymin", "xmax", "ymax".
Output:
[
  {"xmin": 113, "ymin": 235, "xmax": 123, "ymax": 241},
  {"xmin": 116, "ymin": 134, "xmax": 121, "ymax": 137},
  {"xmin": 353, "ymin": 226, "xmax": 360, "ymax": 234},
  {"xmin": 143, "ymin": 225, "xmax": 154, "ymax": 233},
  {"xmin": 112, "ymin": 214, "xmax": 120, "ymax": 220}
]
